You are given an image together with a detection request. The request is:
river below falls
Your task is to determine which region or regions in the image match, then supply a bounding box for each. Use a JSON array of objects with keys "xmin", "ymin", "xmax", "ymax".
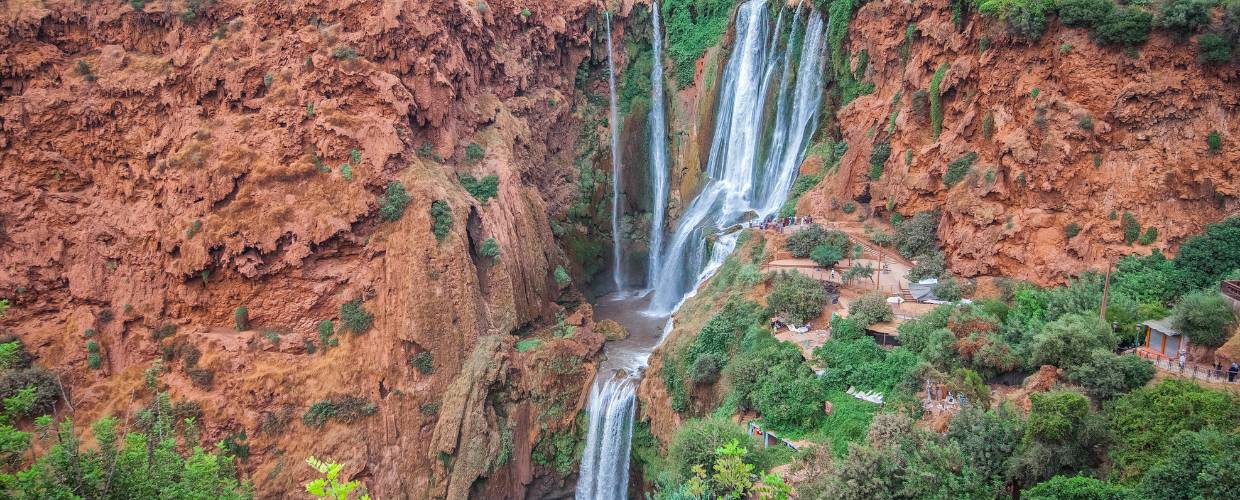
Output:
[{"xmin": 591, "ymin": 291, "xmax": 671, "ymax": 379}]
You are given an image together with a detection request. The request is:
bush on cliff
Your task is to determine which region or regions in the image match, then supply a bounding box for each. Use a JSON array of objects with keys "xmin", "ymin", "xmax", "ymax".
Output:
[
  {"xmin": 1057, "ymin": 0, "xmax": 1113, "ymax": 27},
  {"xmin": 766, "ymin": 271, "xmax": 827, "ymax": 325},
  {"xmin": 1093, "ymin": 7, "xmax": 1153, "ymax": 46}
]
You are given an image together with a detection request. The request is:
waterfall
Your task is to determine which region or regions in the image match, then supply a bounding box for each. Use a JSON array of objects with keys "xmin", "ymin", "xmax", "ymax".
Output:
[
  {"xmin": 575, "ymin": 376, "xmax": 636, "ymax": 500},
  {"xmin": 646, "ymin": 3, "xmax": 670, "ymax": 290},
  {"xmin": 647, "ymin": 0, "xmax": 826, "ymax": 314},
  {"xmin": 605, "ymin": 12, "xmax": 626, "ymax": 291}
]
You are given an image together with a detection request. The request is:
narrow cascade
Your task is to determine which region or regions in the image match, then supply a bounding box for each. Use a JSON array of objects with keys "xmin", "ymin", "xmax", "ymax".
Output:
[
  {"xmin": 648, "ymin": 0, "xmax": 826, "ymax": 314},
  {"xmin": 605, "ymin": 12, "xmax": 625, "ymax": 291},
  {"xmin": 646, "ymin": 2, "xmax": 670, "ymax": 289},
  {"xmin": 574, "ymin": 376, "xmax": 636, "ymax": 500}
]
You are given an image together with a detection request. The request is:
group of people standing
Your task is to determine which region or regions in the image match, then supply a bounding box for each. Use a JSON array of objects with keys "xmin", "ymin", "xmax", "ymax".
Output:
[
  {"xmin": 1212, "ymin": 360, "xmax": 1240, "ymax": 382},
  {"xmin": 751, "ymin": 214, "xmax": 812, "ymax": 233}
]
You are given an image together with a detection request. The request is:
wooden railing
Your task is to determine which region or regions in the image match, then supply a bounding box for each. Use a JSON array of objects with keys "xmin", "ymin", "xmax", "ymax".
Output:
[{"xmin": 1221, "ymin": 280, "xmax": 1240, "ymax": 302}]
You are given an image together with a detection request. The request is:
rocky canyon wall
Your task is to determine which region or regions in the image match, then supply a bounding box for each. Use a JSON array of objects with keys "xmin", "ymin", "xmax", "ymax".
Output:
[
  {"xmin": 801, "ymin": 0, "xmax": 1239, "ymax": 284},
  {"xmin": 0, "ymin": 0, "xmax": 624, "ymax": 497}
]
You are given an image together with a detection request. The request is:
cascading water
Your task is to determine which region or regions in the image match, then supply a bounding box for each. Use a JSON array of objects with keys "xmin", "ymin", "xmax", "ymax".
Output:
[
  {"xmin": 646, "ymin": 3, "xmax": 670, "ymax": 289},
  {"xmin": 577, "ymin": 2, "xmax": 826, "ymax": 497},
  {"xmin": 648, "ymin": 0, "xmax": 826, "ymax": 314},
  {"xmin": 605, "ymin": 12, "xmax": 626, "ymax": 291},
  {"xmin": 574, "ymin": 376, "xmax": 636, "ymax": 500}
]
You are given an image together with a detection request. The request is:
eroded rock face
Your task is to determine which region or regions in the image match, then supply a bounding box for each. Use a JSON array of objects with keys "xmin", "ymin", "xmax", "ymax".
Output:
[
  {"xmin": 0, "ymin": 0, "xmax": 610, "ymax": 497},
  {"xmin": 801, "ymin": 0, "xmax": 1239, "ymax": 285}
]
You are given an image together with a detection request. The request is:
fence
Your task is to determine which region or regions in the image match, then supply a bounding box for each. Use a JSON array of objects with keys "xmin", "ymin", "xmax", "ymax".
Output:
[{"xmin": 1132, "ymin": 348, "xmax": 1240, "ymax": 385}]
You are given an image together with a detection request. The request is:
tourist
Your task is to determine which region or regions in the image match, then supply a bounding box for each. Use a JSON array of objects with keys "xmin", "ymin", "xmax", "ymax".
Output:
[
  {"xmin": 1229, "ymin": 362, "xmax": 1239, "ymax": 382},
  {"xmin": 1178, "ymin": 350, "xmax": 1187, "ymax": 371}
]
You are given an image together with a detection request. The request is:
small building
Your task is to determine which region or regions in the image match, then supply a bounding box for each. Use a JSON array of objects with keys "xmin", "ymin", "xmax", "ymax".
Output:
[{"xmin": 1140, "ymin": 317, "xmax": 1188, "ymax": 358}]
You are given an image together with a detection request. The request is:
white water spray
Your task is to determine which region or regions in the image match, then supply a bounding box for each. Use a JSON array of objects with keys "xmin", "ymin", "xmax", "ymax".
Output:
[
  {"xmin": 575, "ymin": 376, "xmax": 636, "ymax": 500},
  {"xmin": 646, "ymin": 2, "xmax": 670, "ymax": 289},
  {"xmin": 647, "ymin": 0, "xmax": 826, "ymax": 314},
  {"xmin": 606, "ymin": 12, "xmax": 626, "ymax": 291}
]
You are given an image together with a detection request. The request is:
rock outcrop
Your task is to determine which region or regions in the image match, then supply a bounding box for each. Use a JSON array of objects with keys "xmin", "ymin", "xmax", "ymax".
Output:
[
  {"xmin": 801, "ymin": 0, "xmax": 1239, "ymax": 284},
  {"xmin": 0, "ymin": 0, "xmax": 614, "ymax": 497}
]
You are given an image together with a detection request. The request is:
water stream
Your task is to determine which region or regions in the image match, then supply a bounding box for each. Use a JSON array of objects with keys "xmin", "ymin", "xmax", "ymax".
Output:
[
  {"xmin": 646, "ymin": 2, "xmax": 670, "ymax": 289},
  {"xmin": 576, "ymin": 2, "xmax": 827, "ymax": 497},
  {"xmin": 605, "ymin": 12, "xmax": 625, "ymax": 291}
]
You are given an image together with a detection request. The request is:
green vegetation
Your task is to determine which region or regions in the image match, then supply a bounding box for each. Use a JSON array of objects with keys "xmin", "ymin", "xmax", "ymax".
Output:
[
  {"xmin": 1156, "ymin": 0, "xmax": 1212, "ymax": 36},
  {"xmin": 944, "ymin": 151, "xmax": 978, "ymax": 187},
  {"xmin": 305, "ymin": 456, "xmax": 371, "ymax": 500},
  {"xmin": 662, "ymin": 0, "xmax": 734, "ymax": 88},
  {"xmin": 479, "ymin": 237, "xmax": 500, "ymax": 259},
  {"xmin": 1138, "ymin": 226, "xmax": 1158, "ymax": 245},
  {"xmin": 1170, "ymin": 289, "xmax": 1235, "ymax": 346},
  {"xmin": 1121, "ymin": 211, "xmax": 1140, "ymax": 244},
  {"xmin": 554, "ymin": 265, "xmax": 571, "ymax": 286},
  {"xmin": 766, "ymin": 272, "xmax": 827, "ymax": 325},
  {"xmin": 1057, "ymin": 0, "xmax": 1113, "ymax": 27},
  {"xmin": 929, "ymin": 62, "xmax": 950, "ymax": 140},
  {"xmin": 459, "ymin": 174, "xmax": 499, "ymax": 203},
  {"xmin": 981, "ymin": 111, "xmax": 995, "ymax": 140},
  {"xmin": 464, "ymin": 142, "xmax": 485, "ymax": 162},
  {"xmin": 1197, "ymin": 32, "xmax": 1232, "ymax": 63},
  {"xmin": 848, "ymin": 291, "xmax": 894, "ymax": 327},
  {"xmin": 1106, "ymin": 379, "xmax": 1240, "ymax": 481},
  {"xmin": 186, "ymin": 219, "xmax": 202, "ymax": 238},
  {"xmin": 1207, "ymin": 130, "xmax": 1222, "ymax": 153},
  {"xmin": 785, "ymin": 224, "xmax": 850, "ymax": 259},
  {"xmin": 302, "ymin": 396, "xmax": 377, "ymax": 428},
  {"xmin": 234, "ymin": 305, "xmax": 249, "ymax": 331},
  {"xmin": 886, "ymin": 91, "xmax": 903, "ymax": 134},
  {"xmin": 331, "ymin": 45, "xmax": 358, "ymax": 60},
  {"xmin": 340, "ymin": 299, "xmax": 373, "ymax": 334},
  {"xmin": 1064, "ymin": 222, "xmax": 1081, "ymax": 239},
  {"xmin": 515, "ymin": 339, "xmax": 541, "ymax": 352},
  {"xmin": 410, "ymin": 352, "xmax": 434, "ymax": 374},
  {"xmin": 868, "ymin": 142, "xmax": 891, "ymax": 180},
  {"xmin": 379, "ymin": 181, "xmax": 410, "ymax": 221},
  {"xmin": 430, "ymin": 200, "xmax": 452, "ymax": 240},
  {"xmin": 1093, "ymin": 7, "xmax": 1153, "ymax": 46},
  {"xmin": 317, "ymin": 320, "xmax": 336, "ymax": 351}
]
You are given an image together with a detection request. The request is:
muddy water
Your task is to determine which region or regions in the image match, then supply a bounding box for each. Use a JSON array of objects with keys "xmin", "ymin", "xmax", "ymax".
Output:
[{"xmin": 592, "ymin": 291, "xmax": 672, "ymax": 378}]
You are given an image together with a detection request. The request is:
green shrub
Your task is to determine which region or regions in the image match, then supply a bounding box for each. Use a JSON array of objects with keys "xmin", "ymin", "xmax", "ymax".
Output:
[
  {"xmin": 944, "ymin": 152, "xmax": 977, "ymax": 187},
  {"xmin": 234, "ymin": 305, "xmax": 249, "ymax": 331},
  {"xmin": 929, "ymin": 63, "xmax": 950, "ymax": 139},
  {"xmin": 1057, "ymin": 0, "xmax": 1113, "ymax": 27},
  {"xmin": 1170, "ymin": 290, "xmax": 1235, "ymax": 347},
  {"xmin": 1197, "ymin": 33, "xmax": 1233, "ymax": 63},
  {"xmin": 1025, "ymin": 473, "xmax": 1133, "ymax": 499},
  {"xmin": 430, "ymin": 200, "xmax": 452, "ymax": 240},
  {"xmin": 894, "ymin": 211, "xmax": 940, "ymax": 259},
  {"xmin": 302, "ymin": 396, "xmax": 377, "ymax": 428},
  {"xmin": 1030, "ymin": 312, "xmax": 1117, "ymax": 370},
  {"xmin": 933, "ymin": 277, "xmax": 965, "ymax": 302},
  {"xmin": 869, "ymin": 142, "xmax": 891, "ymax": 180},
  {"xmin": 841, "ymin": 201, "xmax": 856, "ymax": 214},
  {"xmin": 1065, "ymin": 349, "xmax": 1154, "ymax": 400},
  {"xmin": 1093, "ymin": 7, "xmax": 1153, "ymax": 46},
  {"xmin": 981, "ymin": 112, "xmax": 994, "ymax": 140},
  {"xmin": 554, "ymin": 265, "xmax": 571, "ymax": 285},
  {"xmin": 379, "ymin": 181, "xmax": 411, "ymax": 221},
  {"xmin": 1078, "ymin": 115, "xmax": 1094, "ymax": 131},
  {"xmin": 1121, "ymin": 211, "xmax": 1140, "ymax": 244},
  {"xmin": 907, "ymin": 250, "xmax": 946, "ymax": 282},
  {"xmin": 810, "ymin": 244, "xmax": 845, "ymax": 269},
  {"xmin": 1206, "ymin": 130, "xmax": 1222, "ymax": 153},
  {"xmin": 1137, "ymin": 226, "xmax": 1157, "ymax": 245},
  {"xmin": 411, "ymin": 352, "xmax": 434, "ymax": 373},
  {"xmin": 1106, "ymin": 380, "xmax": 1240, "ymax": 480},
  {"xmin": 331, "ymin": 45, "xmax": 358, "ymax": 60},
  {"xmin": 479, "ymin": 237, "xmax": 500, "ymax": 259},
  {"xmin": 849, "ymin": 291, "xmax": 894, "ymax": 327},
  {"xmin": 663, "ymin": 0, "xmax": 734, "ymax": 88},
  {"xmin": 689, "ymin": 352, "xmax": 725, "ymax": 384},
  {"xmin": 1157, "ymin": 0, "xmax": 1212, "ymax": 36},
  {"xmin": 420, "ymin": 401, "xmax": 441, "ymax": 415},
  {"xmin": 186, "ymin": 367, "xmax": 214, "ymax": 389},
  {"xmin": 340, "ymin": 299, "xmax": 373, "ymax": 334},
  {"xmin": 767, "ymin": 271, "xmax": 827, "ymax": 325},
  {"xmin": 459, "ymin": 174, "xmax": 499, "ymax": 203},
  {"xmin": 1064, "ymin": 223, "xmax": 1081, "ymax": 239},
  {"xmin": 786, "ymin": 224, "xmax": 850, "ymax": 258},
  {"xmin": 317, "ymin": 320, "xmax": 334, "ymax": 350},
  {"xmin": 186, "ymin": 219, "xmax": 202, "ymax": 239},
  {"xmin": 1004, "ymin": 0, "xmax": 1052, "ymax": 41},
  {"xmin": 465, "ymin": 142, "xmax": 485, "ymax": 162},
  {"xmin": 515, "ymin": 339, "xmax": 541, "ymax": 352},
  {"xmin": 152, "ymin": 324, "xmax": 177, "ymax": 341}
]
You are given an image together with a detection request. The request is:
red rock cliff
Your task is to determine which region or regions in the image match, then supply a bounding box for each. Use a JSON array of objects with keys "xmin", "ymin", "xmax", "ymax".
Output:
[{"xmin": 0, "ymin": 0, "xmax": 616, "ymax": 497}]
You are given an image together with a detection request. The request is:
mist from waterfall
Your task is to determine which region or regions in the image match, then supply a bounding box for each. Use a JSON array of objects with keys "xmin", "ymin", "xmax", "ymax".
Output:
[
  {"xmin": 647, "ymin": 0, "xmax": 826, "ymax": 314},
  {"xmin": 605, "ymin": 12, "xmax": 625, "ymax": 291},
  {"xmin": 646, "ymin": 2, "xmax": 670, "ymax": 290}
]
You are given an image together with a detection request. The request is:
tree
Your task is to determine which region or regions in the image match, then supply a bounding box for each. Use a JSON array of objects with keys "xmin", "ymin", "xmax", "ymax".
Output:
[
  {"xmin": 810, "ymin": 244, "xmax": 844, "ymax": 269},
  {"xmin": 305, "ymin": 456, "xmax": 371, "ymax": 499},
  {"xmin": 752, "ymin": 361, "xmax": 826, "ymax": 430},
  {"xmin": 1066, "ymin": 349, "xmax": 1154, "ymax": 400},
  {"xmin": 1093, "ymin": 7, "xmax": 1153, "ymax": 47},
  {"xmin": 945, "ymin": 406, "xmax": 1024, "ymax": 494},
  {"xmin": 906, "ymin": 250, "xmax": 946, "ymax": 282},
  {"xmin": 849, "ymin": 291, "xmax": 893, "ymax": 327},
  {"xmin": 1170, "ymin": 290, "xmax": 1235, "ymax": 347},
  {"xmin": 1025, "ymin": 475, "xmax": 1134, "ymax": 500},
  {"xmin": 1138, "ymin": 429, "xmax": 1240, "ymax": 500},
  {"xmin": 1057, "ymin": 0, "xmax": 1113, "ymax": 27},
  {"xmin": 932, "ymin": 277, "xmax": 964, "ymax": 302},
  {"xmin": 786, "ymin": 225, "xmax": 850, "ymax": 258},
  {"xmin": 893, "ymin": 211, "xmax": 939, "ymax": 259},
  {"xmin": 1105, "ymin": 379, "xmax": 1240, "ymax": 480},
  {"xmin": 1012, "ymin": 390, "xmax": 1105, "ymax": 486},
  {"xmin": 1156, "ymin": 0, "xmax": 1212, "ymax": 36},
  {"xmin": 711, "ymin": 440, "xmax": 754, "ymax": 499},
  {"xmin": 667, "ymin": 417, "xmax": 758, "ymax": 482},
  {"xmin": 1173, "ymin": 216, "xmax": 1240, "ymax": 290},
  {"xmin": 1029, "ymin": 312, "xmax": 1116, "ymax": 371},
  {"xmin": 766, "ymin": 271, "xmax": 826, "ymax": 325}
]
